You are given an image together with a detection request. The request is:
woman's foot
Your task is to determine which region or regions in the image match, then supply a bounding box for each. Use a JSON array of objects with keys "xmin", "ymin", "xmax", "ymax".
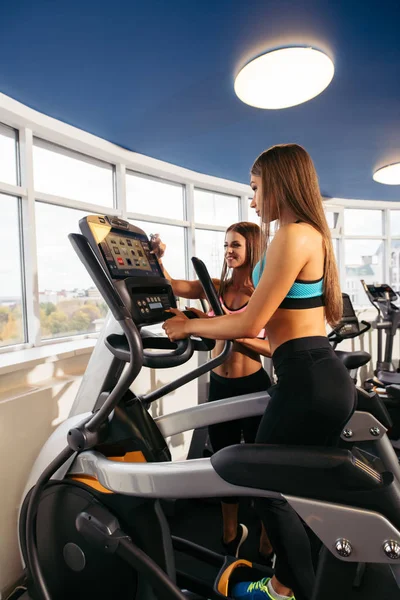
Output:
[
  {"xmin": 222, "ymin": 523, "xmax": 248, "ymax": 557},
  {"xmin": 232, "ymin": 576, "xmax": 294, "ymax": 599}
]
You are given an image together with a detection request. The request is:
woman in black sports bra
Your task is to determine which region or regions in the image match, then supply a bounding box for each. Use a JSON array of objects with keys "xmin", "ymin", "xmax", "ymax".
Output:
[
  {"xmin": 163, "ymin": 144, "xmax": 356, "ymax": 600},
  {"xmin": 152, "ymin": 222, "xmax": 273, "ymax": 559}
]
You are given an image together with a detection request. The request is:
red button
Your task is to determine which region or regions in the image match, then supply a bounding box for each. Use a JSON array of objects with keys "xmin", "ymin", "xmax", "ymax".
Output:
[{"xmin": 117, "ymin": 257, "xmax": 124, "ymax": 265}]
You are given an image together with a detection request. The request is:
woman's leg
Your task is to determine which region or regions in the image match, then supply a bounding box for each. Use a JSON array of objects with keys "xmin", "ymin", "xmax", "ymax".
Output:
[
  {"xmin": 208, "ymin": 374, "xmax": 245, "ymax": 551},
  {"xmin": 240, "ymin": 369, "xmax": 274, "ymax": 559},
  {"xmin": 245, "ymin": 349, "xmax": 357, "ymax": 600}
]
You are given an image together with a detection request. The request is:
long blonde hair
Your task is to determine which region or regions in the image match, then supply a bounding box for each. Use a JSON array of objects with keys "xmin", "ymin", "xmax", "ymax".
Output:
[
  {"xmin": 219, "ymin": 221, "xmax": 264, "ymax": 299},
  {"xmin": 251, "ymin": 144, "xmax": 342, "ymax": 326}
]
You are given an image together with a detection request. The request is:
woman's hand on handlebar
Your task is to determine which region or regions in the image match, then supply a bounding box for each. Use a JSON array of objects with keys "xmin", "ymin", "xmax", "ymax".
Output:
[
  {"xmin": 150, "ymin": 233, "xmax": 166, "ymax": 259},
  {"xmin": 163, "ymin": 313, "xmax": 190, "ymax": 340},
  {"xmin": 184, "ymin": 306, "xmax": 209, "ymax": 318}
]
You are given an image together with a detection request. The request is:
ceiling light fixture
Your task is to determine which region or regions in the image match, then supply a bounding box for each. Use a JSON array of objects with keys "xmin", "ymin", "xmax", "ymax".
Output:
[
  {"xmin": 373, "ymin": 163, "xmax": 400, "ymax": 185},
  {"xmin": 234, "ymin": 47, "xmax": 334, "ymax": 109}
]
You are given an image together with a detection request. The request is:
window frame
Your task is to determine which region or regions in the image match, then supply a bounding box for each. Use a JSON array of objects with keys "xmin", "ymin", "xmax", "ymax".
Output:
[{"xmin": 1, "ymin": 94, "xmax": 400, "ymax": 352}]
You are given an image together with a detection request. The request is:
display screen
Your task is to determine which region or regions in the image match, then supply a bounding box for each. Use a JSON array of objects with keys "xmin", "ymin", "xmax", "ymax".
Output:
[
  {"xmin": 87, "ymin": 218, "xmax": 163, "ymax": 279},
  {"xmin": 367, "ymin": 284, "xmax": 397, "ymax": 300},
  {"xmin": 149, "ymin": 302, "xmax": 163, "ymax": 309}
]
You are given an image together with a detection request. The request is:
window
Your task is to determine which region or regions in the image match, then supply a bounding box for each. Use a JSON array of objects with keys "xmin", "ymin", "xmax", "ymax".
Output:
[
  {"xmin": 126, "ymin": 172, "xmax": 184, "ymax": 220},
  {"xmin": 390, "ymin": 211, "xmax": 400, "ymax": 236},
  {"xmin": 35, "ymin": 203, "xmax": 108, "ymax": 340},
  {"xmin": 0, "ymin": 123, "xmax": 18, "ymax": 185},
  {"xmin": 194, "ymin": 189, "xmax": 239, "ymax": 226},
  {"xmin": 344, "ymin": 209, "xmax": 383, "ymax": 236},
  {"xmin": 344, "ymin": 239, "xmax": 384, "ymax": 307},
  {"xmin": 131, "ymin": 220, "xmax": 186, "ymax": 279},
  {"xmin": 194, "ymin": 230, "xmax": 226, "ymax": 279},
  {"xmin": 390, "ymin": 241, "xmax": 400, "ymax": 293},
  {"xmin": 0, "ymin": 195, "xmax": 24, "ymax": 347},
  {"xmin": 325, "ymin": 210, "xmax": 340, "ymax": 230},
  {"xmin": 33, "ymin": 139, "xmax": 114, "ymax": 206}
]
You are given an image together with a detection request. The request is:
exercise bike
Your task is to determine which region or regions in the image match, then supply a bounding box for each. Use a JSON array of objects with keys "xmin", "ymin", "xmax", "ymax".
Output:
[
  {"xmin": 17, "ymin": 215, "xmax": 400, "ymax": 600},
  {"xmin": 360, "ymin": 280, "xmax": 400, "ymax": 440}
]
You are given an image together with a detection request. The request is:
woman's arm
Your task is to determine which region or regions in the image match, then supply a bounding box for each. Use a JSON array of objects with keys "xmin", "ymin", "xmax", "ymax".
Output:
[
  {"xmin": 235, "ymin": 337, "xmax": 272, "ymax": 357},
  {"xmin": 163, "ymin": 224, "xmax": 312, "ymax": 340},
  {"xmin": 159, "ymin": 259, "xmax": 210, "ymax": 299},
  {"xmin": 151, "ymin": 234, "xmax": 220, "ymax": 299}
]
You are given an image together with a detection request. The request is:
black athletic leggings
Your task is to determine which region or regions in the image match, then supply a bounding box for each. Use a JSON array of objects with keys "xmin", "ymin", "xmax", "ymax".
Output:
[
  {"xmin": 254, "ymin": 336, "xmax": 357, "ymax": 600},
  {"xmin": 208, "ymin": 368, "xmax": 272, "ymax": 503}
]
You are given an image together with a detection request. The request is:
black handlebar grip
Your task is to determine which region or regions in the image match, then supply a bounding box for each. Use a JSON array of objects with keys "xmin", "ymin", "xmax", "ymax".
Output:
[
  {"xmin": 143, "ymin": 338, "xmax": 194, "ymax": 368},
  {"xmin": 69, "ymin": 233, "xmax": 130, "ymax": 322},
  {"xmin": 191, "ymin": 257, "xmax": 224, "ymax": 316}
]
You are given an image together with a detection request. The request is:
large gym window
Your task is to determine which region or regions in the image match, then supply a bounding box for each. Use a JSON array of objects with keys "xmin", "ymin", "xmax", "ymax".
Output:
[
  {"xmin": 344, "ymin": 239, "xmax": 384, "ymax": 307},
  {"xmin": 126, "ymin": 172, "xmax": 185, "ymax": 221},
  {"xmin": 194, "ymin": 229, "xmax": 226, "ymax": 279},
  {"xmin": 35, "ymin": 202, "xmax": 107, "ymax": 340},
  {"xmin": 390, "ymin": 211, "xmax": 400, "ymax": 294},
  {"xmin": 0, "ymin": 123, "xmax": 18, "ymax": 185},
  {"xmin": 344, "ymin": 209, "xmax": 383, "ymax": 236},
  {"xmin": 0, "ymin": 194, "xmax": 25, "ymax": 347},
  {"xmin": 194, "ymin": 189, "xmax": 239, "ymax": 226},
  {"xmin": 33, "ymin": 139, "xmax": 115, "ymax": 207},
  {"xmin": 390, "ymin": 211, "xmax": 400, "ymax": 236}
]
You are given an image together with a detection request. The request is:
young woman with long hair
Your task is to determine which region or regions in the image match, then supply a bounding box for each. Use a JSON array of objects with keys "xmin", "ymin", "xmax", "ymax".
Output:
[
  {"xmin": 163, "ymin": 144, "xmax": 356, "ymax": 600},
  {"xmin": 151, "ymin": 222, "xmax": 273, "ymax": 559}
]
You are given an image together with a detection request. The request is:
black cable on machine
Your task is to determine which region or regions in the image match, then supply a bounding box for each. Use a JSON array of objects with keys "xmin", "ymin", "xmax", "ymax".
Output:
[{"xmin": 25, "ymin": 445, "xmax": 76, "ymax": 600}]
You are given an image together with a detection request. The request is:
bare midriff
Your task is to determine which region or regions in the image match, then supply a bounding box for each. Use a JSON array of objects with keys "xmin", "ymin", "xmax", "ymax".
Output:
[
  {"xmin": 266, "ymin": 306, "xmax": 327, "ymax": 355},
  {"xmin": 211, "ymin": 339, "xmax": 262, "ymax": 379}
]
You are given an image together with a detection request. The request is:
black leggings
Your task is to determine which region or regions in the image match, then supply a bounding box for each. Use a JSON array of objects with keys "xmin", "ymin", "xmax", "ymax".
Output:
[
  {"xmin": 208, "ymin": 368, "xmax": 272, "ymax": 503},
  {"xmin": 254, "ymin": 336, "xmax": 357, "ymax": 600}
]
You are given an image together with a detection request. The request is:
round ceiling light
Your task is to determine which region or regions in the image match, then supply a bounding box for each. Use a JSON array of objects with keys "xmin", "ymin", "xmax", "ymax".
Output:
[
  {"xmin": 373, "ymin": 163, "xmax": 400, "ymax": 185},
  {"xmin": 234, "ymin": 47, "xmax": 334, "ymax": 109}
]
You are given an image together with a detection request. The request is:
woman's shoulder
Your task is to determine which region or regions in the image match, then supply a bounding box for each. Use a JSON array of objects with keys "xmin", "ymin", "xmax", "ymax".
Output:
[{"xmin": 275, "ymin": 222, "xmax": 322, "ymax": 246}]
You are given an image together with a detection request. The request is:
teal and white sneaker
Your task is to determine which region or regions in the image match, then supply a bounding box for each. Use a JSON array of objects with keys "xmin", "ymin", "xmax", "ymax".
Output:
[{"xmin": 232, "ymin": 577, "xmax": 294, "ymax": 600}]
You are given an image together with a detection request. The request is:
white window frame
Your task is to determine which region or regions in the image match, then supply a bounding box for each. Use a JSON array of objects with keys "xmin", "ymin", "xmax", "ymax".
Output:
[
  {"xmin": 1, "ymin": 92, "xmax": 399, "ymax": 354},
  {"xmin": 0, "ymin": 94, "xmax": 249, "ymax": 353}
]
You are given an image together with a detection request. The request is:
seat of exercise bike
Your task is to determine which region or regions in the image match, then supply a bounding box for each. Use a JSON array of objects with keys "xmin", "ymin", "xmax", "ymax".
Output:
[
  {"xmin": 376, "ymin": 370, "xmax": 400, "ymax": 386},
  {"xmin": 335, "ymin": 350, "xmax": 371, "ymax": 370},
  {"xmin": 211, "ymin": 444, "xmax": 400, "ymax": 527}
]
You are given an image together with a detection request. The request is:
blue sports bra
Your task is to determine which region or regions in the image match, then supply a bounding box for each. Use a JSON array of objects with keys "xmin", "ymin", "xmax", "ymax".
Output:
[{"xmin": 252, "ymin": 252, "xmax": 325, "ymax": 310}]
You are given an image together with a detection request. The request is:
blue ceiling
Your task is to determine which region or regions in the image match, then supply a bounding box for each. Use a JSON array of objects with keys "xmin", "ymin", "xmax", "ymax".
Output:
[{"xmin": 1, "ymin": 0, "xmax": 399, "ymax": 201}]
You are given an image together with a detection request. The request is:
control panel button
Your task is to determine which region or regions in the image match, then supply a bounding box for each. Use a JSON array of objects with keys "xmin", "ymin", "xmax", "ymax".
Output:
[
  {"xmin": 145, "ymin": 308, "xmax": 150, "ymax": 313},
  {"xmin": 114, "ymin": 247, "xmax": 120, "ymax": 254},
  {"xmin": 117, "ymin": 257, "xmax": 124, "ymax": 265}
]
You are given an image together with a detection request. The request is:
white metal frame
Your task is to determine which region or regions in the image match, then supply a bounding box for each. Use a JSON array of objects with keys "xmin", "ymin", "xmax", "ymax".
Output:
[{"xmin": 1, "ymin": 92, "xmax": 400, "ymax": 354}]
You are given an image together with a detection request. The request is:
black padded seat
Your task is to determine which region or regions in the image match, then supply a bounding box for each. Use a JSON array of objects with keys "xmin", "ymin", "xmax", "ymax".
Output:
[
  {"xmin": 356, "ymin": 387, "xmax": 392, "ymax": 429},
  {"xmin": 376, "ymin": 370, "xmax": 400, "ymax": 386},
  {"xmin": 386, "ymin": 384, "xmax": 400, "ymax": 401},
  {"xmin": 335, "ymin": 350, "xmax": 371, "ymax": 370},
  {"xmin": 211, "ymin": 444, "xmax": 400, "ymax": 529}
]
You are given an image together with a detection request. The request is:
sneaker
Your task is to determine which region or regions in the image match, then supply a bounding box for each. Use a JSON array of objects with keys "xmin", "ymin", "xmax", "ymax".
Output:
[
  {"xmin": 232, "ymin": 577, "xmax": 295, "ymax": 600},
  {"xmin": 232, "ymin": 577, "xmax": 272, "ymax": 599},
  {"xmin": 222, "ymin": 523, "xmax": 248, "ymax": 557}
]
